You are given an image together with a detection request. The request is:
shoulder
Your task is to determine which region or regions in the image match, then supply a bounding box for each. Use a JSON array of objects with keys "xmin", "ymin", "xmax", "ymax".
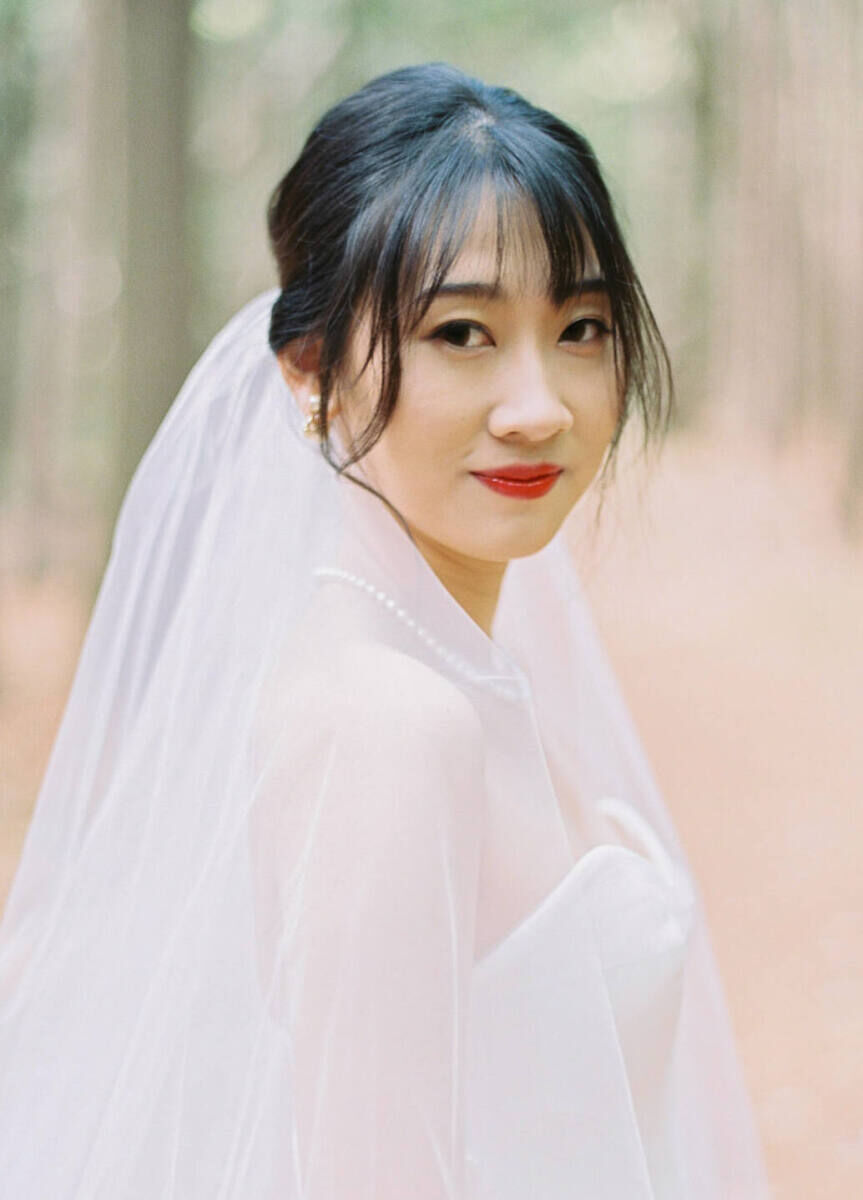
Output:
[
  {"xmin": 336, "ymin": 642, "xmax": 483, "ymax": 748},
  {"xmin": 256, "ymin": 642, "xmax": 486, "ymax": 846},
  {"xmin": 258, "ymin": 639, "xmax": 484, "ymax": 768}
]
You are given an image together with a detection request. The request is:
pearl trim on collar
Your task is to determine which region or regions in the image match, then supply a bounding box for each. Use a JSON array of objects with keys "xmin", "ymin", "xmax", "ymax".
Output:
[{"xmin": 313, "ymin": 566, "xmax": 524, "ymax": 701}]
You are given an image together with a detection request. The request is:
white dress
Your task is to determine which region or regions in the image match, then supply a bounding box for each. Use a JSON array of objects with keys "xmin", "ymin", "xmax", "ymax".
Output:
[
  {"xmin": 467, "ymin": 816, "xmax": 696, "ymax": 1198},
  {"xmin": 245, "ymin": 480, "xmax": 758, "ymax": 1199},
  {"xmin": 298, "ymin": 534, "xmax": 698, "ymax": 1199}
]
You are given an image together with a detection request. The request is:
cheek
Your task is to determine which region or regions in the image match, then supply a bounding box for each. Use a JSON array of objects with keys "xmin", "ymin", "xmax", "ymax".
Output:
[
  {"xmin": 576, "ymin": 376, "xmax": 620, "ymax": 456},
  {"xmin": 601, "ymin": 393, "xmax": 622, "ymax": 448},
  {"xmin": 369, "ymin": 413, "xmax": 453, "ymax": 495},
  {"xmin": 374, "ymin": 376, "xmax": 473, "ymax": 473},
  {"xmin": 353, "ymin": 400, "xmax": 433, "ymax": 496},
  {"xmin": 598, "ymin": 371, "xmax": 623, "ymax": 439}
]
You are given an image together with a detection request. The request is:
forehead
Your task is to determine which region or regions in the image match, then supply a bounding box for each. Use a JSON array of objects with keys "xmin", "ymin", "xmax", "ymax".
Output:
[{"xmin": 431, "ymin": 188, "xmax": 600, "ymax": 297}]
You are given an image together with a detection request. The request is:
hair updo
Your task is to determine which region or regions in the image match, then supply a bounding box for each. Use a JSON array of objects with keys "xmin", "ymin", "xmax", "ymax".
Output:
[{"xmin": 267, "ymin": 62, "xmax": 671, "ymax": 472}]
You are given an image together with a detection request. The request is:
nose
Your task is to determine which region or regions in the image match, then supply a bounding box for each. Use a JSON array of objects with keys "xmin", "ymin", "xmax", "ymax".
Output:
[{"xmin": 486, "ymin": 355, "xmax": 573, "ymax": 443}]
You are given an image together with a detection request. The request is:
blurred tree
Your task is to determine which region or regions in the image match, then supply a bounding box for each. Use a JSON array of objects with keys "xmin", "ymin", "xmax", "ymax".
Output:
[
  {"xmin": 702, "ymin": 0, "xmax": 863, "ymax": 519},
  {"xmin": 117, "ymin": 0, "xmax": 193, "ymax": 519},
  {"xmin": 4, "ymin": 1, "xmax": 79, "ymax": 578},
  {"xmin": 0, "ymin": 0, "xmax": 35, "ymax": 495}
]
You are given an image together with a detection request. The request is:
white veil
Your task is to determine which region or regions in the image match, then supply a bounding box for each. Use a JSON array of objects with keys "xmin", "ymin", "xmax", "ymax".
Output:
[{"xmin": 0, "ymin": 291, "xmax": 769, "ymax": 1198}]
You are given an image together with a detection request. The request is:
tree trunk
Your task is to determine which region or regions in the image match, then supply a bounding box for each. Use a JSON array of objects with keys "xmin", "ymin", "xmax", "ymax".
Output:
[{"xmin": 116, "ymin": 0, "xmax": 192, "ymax": 520}]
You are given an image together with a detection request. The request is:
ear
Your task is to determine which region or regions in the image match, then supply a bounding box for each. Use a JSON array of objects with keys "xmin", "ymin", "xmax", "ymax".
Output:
[{"xmin": 276, "ymin": 336, "xmax": 322, "ymax": 415}]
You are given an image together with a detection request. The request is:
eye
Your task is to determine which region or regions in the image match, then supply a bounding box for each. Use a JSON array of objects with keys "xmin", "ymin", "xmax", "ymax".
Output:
[
  {"xmin": 561, "ymin": 317, "xmax": 612, "ymax": 346},
  {"xmin": 431, "ymin": 321, "xmax": 491, "ymax": 349}
]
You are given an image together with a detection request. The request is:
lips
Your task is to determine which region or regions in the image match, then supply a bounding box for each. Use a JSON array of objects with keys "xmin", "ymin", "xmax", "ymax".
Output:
[{"xmin": 470, "ymin": 463, "xmax": 563, "ymax": 500}]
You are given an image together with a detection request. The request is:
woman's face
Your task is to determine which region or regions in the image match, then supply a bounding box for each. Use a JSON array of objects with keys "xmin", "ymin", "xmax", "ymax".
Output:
[{"xmin": 335, "ymin": 201, "xmax": 620, "ymax": 583}]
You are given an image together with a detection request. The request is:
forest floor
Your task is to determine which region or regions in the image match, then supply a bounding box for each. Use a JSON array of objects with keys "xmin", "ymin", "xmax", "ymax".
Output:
[{"xmin": 1, "ymin": 423, "xmax": 861, "ymax": 1199}]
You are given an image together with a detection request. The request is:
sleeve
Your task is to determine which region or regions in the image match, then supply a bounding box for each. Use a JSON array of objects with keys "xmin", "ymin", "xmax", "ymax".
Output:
[{"xmin": 249, "ymin": 646, "xmax": 487, "ymax": 1200}]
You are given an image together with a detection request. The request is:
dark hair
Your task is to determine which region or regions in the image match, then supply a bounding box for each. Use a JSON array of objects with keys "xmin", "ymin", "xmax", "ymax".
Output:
[{"xmin": 267, "ymin": 62, "xmax": 671, "ymax": 474}]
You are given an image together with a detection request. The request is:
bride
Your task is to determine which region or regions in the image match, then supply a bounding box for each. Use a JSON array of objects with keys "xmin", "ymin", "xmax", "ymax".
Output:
[{"xmin": 0, "ymin": 63, "xmax": 769, "ymax": 1197}]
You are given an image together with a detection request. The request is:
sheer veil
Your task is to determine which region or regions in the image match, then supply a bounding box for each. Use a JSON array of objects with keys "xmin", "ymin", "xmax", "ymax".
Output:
[{"xmin": 0, "ymin": 291, "xmax": 769, "ymax": 1197}]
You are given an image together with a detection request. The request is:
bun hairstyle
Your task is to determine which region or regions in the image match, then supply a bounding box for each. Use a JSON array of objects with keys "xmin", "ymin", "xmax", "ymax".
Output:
[{"xmin": 267, "ymin": 62, "xmax": 671, "ymax": 471}]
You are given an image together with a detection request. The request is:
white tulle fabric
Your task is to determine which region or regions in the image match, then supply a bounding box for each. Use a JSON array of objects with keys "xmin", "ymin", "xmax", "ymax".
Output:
[{"xmin": 0, "ymin": 291, "xmax": 770, "ymax": 1198}]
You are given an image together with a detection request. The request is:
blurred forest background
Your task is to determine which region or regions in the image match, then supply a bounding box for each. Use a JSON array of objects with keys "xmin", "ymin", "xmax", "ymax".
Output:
[{"xmin": 1, "ymin": 1, "xmax": 861, "ymax": 1197}]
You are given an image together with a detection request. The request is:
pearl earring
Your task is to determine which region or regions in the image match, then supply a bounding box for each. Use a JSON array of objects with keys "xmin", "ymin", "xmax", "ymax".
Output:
[{"xmin": 302, "ymin": 395, "xmax": 322, "ymax": 439}]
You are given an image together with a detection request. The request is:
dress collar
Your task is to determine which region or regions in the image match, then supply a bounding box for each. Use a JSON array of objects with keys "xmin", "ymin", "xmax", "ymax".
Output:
[{"xmin": 317, "ymin": 477, "xmax": 528, "ymax": 700}]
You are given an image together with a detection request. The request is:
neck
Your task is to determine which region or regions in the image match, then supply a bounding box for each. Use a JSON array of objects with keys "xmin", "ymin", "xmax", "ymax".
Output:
[{"xmin": 409, "ymin": 528, "xmax": 506, "ymax": 637}]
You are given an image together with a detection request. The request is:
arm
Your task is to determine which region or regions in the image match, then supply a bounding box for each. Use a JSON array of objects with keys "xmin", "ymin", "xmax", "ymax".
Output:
[{"xmin": 250, "ymin": 645, "xmax": 486, "ymax": 1199}]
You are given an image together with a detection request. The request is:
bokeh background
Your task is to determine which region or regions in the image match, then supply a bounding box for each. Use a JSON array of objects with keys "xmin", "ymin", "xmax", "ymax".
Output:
[{"xmin": 1, "ymin": 1, "xmax": 861, "ymax": 1195}]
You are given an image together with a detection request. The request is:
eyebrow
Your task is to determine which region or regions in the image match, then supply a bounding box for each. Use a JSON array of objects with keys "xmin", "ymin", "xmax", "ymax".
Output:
[{"xmin": 420, "ymin": 276, "xmax": 609, "ymax": 305}]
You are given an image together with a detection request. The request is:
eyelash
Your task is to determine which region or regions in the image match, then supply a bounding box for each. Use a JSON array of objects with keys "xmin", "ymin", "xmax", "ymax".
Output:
[
  {"xmin": 432, "ymin": 321, "xmax": 487, "ymax": 349},
  {"xmin": 561, "ymin": 317, "xmax": 613, "ymax": 344},
  {"xmin": 432, "ymin": 318, "xmax": 612, "ymax": 349}
]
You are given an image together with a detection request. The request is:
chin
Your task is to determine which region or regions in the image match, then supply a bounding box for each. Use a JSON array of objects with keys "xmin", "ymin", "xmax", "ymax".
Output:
[
  {"xmin": 462, "ymin": 523, "xmax": 564, "ymax": 565},
  {"xmin": 502, "ymin": 531, "xmax": 561, "ymax": 561}
]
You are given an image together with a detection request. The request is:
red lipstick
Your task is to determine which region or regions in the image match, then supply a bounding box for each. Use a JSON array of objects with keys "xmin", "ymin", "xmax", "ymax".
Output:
[{"xmin": 470, "ymin": 463, "xmax": 563, "ymax": 499}]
